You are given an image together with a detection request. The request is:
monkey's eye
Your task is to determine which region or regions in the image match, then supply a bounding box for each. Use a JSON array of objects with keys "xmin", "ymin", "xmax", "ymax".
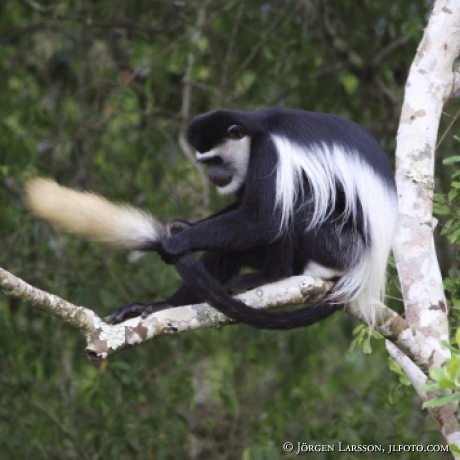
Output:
[{"xmin": 227, "ymin": 125, "xmax": 246, "ymax": 140}]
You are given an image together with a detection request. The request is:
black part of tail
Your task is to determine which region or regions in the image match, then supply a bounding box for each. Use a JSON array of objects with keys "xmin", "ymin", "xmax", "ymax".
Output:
[
  {"xmin": 175, "ymin": 255, "xmax": 342, "ymax": 330},
  {"xmin": 136, "ymin": 240, "xmax": 162, "ymax": 252}
]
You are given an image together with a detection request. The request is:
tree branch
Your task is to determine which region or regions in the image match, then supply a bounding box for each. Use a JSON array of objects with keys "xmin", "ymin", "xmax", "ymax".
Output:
[
  {"xmin": 386, "ymin": 341, "xmax": 427, "ymax": 399},
  {"xmin": 1, "ymin": 266, "xmax": 334, "ymax": 361},
  {"xmin": 386, "ymin": 341, "xmax": 460, "ymax": 449},
  {"xmin": 392, "ymin": 0, "xmax": 460, "ymax": 450},
  {"xmin": 0, "ymin": 267, "xmax": 95, "ymax": 333},
  {"xmin": 178, "ymin": 4, "xmax": 210, "ymax": 209},
  {"xmin": 394, "ymin": 0, "xmax": 460, "ymax": 357},
  {"xmin": 0, "ymin": 265, "xmax": 440, "ymax": 375}
]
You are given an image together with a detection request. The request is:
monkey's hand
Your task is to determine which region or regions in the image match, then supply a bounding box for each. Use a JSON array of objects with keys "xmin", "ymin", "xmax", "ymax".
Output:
[
  {"xmin": 157, "ymin": 236, "xmax": 189, "ymax": 264},
  {"xmin": 165, "ymin": 219, "xmax": 193, "ymax": 236}
]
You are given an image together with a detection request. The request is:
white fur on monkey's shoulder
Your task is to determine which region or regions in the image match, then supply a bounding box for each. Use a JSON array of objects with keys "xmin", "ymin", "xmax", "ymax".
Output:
[{"xmin": 25, "ymin": 178, "xmax": 165, "ymax": 248}]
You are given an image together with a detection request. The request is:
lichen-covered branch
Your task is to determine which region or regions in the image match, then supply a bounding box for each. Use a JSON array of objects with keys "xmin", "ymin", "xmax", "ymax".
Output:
[
  {"xmin": 387, "ymin": 341, "xmax": 460, "ymax": 450},
  {"xmin": 349, "ymin": 300, "xmax": 445, "ymax": 374},
  {"xmin": 2, "ymin": 266, "xmax": 338, "ymax": 361},
  {"xmin": 386, "ymin": 341, "xmax": 427, "ymax": 399},
  {"xmin": 0, "ymin": 267, "xmax": 95, "ymax": 333},
  {"xmin": 394, "ymin": 0, "xmax": 460, "ymax": 351},
  {"xmin": 84, "ymin": 275, "xmax": 332, "ymax": 361},
  {"xmin": 0, "ymin": 265, "xmax": 441, "ymax": 373},
  {"xmin": 392, "ymin": 0, "xmax": 460, "ymax": 451},
  {"xmin": 386, "ymin": 342, "xmax": 460, "ymax": 450}
]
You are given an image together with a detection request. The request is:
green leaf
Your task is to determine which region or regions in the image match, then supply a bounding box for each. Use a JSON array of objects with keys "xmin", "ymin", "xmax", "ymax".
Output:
[
  {"xmin": 423, "ymin": 383, "xmax": 441, "ymax": 392},
  {"xmin": 434, "ymin": 202, "xmax": 450, "ymax": 215},
  {"xmin": 388, "ymin": 357, "xmax": 404, "ymax": 376},
  {"xmin": 455, "ymin": 328, "xmax": 460, "ymax": 347},
  {"xmin": 362, "ymin": 339, "xmax": 372, "ymax": 354},
  {"xmin": 449, "ymin": 227, "xmax": 460, "ymax": 243},
  {"xmin": 445, "ymin": 219, "xmax": 454, "ymax": 229},
  {"xmin": 448, "ymin": 189, "xmax": 458, "ymax": 201},
  {"xmin": 422, "ymin": 393, "xmax": 460, "ymax": 408},
  {"xmin": 437, "ymin": 379, "xmax": 456, "ymax": 389},
  {"xmin": 429, "ymin": 366, "xmax": 448, "ymax": 382},
  {"xmin": 196, "ymin": 35, "xmax": 209, "ymax": 53},
  {"xmin": 340, "ymin": 73, "xmax": 359, "ymax": 95},
  {"xmin": 443, "ymin": 156, "xmax": 460, "ymax": 165}
]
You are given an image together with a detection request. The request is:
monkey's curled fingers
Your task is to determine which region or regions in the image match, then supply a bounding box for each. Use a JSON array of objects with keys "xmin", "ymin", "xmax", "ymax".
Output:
[
  {"xmin": 166, "ymin": 219, "xmax": 193, "ymax": 236},
  {"xmin": 157, "ymin": 238, "xmax": 188, "ymax": 264},
  {"xmin": 105, "ymin": 302, "xmax": 171, "ymax": 324}
]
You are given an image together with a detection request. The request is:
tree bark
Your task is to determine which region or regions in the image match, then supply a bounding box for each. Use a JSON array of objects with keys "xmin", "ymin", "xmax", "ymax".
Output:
[{"xmin": 392, "ymin": 0, "xmax": 460, "ymax": 451}]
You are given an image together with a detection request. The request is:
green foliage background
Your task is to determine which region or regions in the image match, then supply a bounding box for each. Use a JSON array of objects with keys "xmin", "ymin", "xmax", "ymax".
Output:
[{"xmin": 1, "ymin": 1, "xmax": 459, "ymax": 458}]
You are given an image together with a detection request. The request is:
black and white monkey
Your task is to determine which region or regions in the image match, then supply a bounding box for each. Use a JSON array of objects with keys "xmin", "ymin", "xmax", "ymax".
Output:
[{"xmin": 26, "ymin": 107, "xmax": 397, "ymax": 329}]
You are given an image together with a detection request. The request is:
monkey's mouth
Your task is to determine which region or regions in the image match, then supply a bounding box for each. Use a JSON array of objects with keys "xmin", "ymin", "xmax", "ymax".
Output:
[
  {"xmin": 207, "ymin": 165, "xmax": 233, "ymax": 187},
  {"xmin": 196, "ymin": 155, "xmax": 233, "ymax": 187}
]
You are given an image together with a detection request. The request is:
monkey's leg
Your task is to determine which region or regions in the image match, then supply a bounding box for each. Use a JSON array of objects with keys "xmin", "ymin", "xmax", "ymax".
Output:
[
  {"xmin": 106, "ymin": 248, "xmax": 266, "ymax": 324},
  {"xmin": 224, "ymin": 272, "xmax": 281, "ymax": 292},
  {"xmin": 224, "ymin": 239, "xmax": 295, "ymax": 292},
  {"xmin": 105, "ymin": 301, "xmax": 171, "ymax": 323}
]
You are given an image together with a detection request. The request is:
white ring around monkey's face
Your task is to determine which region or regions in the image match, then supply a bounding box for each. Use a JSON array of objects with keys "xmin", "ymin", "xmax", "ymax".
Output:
[{"xmin": 196, "ymin": 136, "xmax": 251, "ymax": 194}]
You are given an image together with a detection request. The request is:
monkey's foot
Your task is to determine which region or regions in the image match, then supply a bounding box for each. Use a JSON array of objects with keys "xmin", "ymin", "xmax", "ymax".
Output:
[{"xmin": 105, "ymin": 302, "xmax": 170, "ymax": 324}]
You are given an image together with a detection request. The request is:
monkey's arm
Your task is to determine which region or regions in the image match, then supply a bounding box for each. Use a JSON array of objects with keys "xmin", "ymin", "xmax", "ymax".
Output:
[
  {"xmin": 191, "ymin": 200, "xmax": 242, "ymax": 224},
  {"xmin": 159, "ymin": 205, "xmax": 279, "ymax": 263}
]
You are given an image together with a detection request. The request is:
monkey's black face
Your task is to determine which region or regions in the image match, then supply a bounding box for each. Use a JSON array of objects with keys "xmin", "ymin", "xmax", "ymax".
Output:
[
  {"xmin": 199, "ymin": 156, "xmax": 234, "ymax": 187},
  {"xmin": 195, "ymin": 134, "xmax": 251, "ymax": 194},
  {"xmin": 188, "ymin": 110, "xmax": 252, "ymax": 194}
]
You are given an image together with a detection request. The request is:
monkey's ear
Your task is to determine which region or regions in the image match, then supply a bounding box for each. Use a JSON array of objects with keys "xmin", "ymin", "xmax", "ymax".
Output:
[{"xmin": 227, "ymin": 125, "xmax": 246, "ymax": 140}]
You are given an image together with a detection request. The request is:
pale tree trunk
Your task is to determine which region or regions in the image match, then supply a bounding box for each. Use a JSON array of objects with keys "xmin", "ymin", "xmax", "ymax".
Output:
[{"xmin": 391, "ymin": 0, "xmax": 460, "ymax": 451}]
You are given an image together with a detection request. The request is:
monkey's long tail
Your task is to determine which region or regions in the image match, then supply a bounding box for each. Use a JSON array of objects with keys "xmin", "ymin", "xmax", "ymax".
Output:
[
  {"xmin": 175, "ymin": 255, "xmax": 342, "ymax": 330},
  {"xmin": 25, "ymin": 178, "xmax": 166, "ymax": 248}
]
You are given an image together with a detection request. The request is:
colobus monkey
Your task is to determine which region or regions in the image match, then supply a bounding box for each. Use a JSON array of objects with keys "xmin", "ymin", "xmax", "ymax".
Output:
[{"xmin": 26, "ymin": 107, "xmax": 397, "ymax": 330}]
